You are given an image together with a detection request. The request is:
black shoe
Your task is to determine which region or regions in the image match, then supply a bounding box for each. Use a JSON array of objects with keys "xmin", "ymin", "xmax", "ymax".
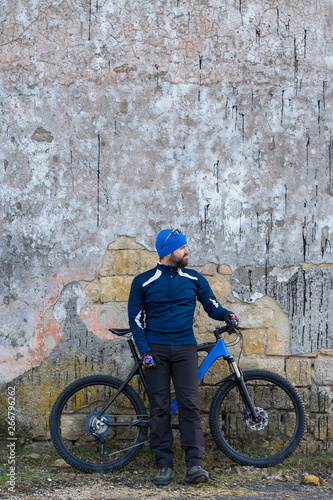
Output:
[
  {"xmin": 153, "ymin": 467, "xmax": 175, "ymax": 486},
  {"xmin": 185, "ymin": 465, "xmax": 209, "ymax": 484}
]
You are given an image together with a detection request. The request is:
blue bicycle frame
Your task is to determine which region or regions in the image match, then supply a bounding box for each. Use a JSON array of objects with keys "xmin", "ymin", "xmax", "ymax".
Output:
[
  {"xmin": 170, "ymin": 337, "xmax": 233, "ymax": 416},
  {"xmin": 107, "ymin": 326, "xmax": 258, "ymax": 423}
]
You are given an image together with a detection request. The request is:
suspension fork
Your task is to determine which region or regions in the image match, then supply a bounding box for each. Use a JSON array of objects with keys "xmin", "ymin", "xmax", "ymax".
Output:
[{"xmin": 225, "ymin": 355, "xmax": 260, "ymax": 421}]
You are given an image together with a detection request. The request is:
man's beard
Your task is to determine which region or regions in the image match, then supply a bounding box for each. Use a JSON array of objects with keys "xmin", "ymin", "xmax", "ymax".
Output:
[{"xmin": 169, "ymin": 253, "xmax": 188, "ymax": 269}]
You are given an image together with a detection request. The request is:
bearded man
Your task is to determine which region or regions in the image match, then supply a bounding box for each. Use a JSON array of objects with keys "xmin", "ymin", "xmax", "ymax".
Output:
[{"xmin": 128, "ymin": 229, "xmax": 239, "ymax": 485}]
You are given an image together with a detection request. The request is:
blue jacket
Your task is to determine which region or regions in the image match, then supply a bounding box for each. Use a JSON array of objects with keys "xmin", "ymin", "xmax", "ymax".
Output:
[{"xmin": 128, "ymin": 263, "xmax": 231, "ymax": 356}]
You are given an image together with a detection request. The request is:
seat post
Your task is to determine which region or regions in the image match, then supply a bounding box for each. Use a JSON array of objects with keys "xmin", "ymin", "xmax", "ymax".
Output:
[{"xmin": 127, "ymin": 335, "xmax": 140, "ymax": 362}]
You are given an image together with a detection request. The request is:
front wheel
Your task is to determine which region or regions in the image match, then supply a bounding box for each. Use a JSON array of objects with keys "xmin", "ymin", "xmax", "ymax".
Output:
[
  {"xmin": 209, "ymin": 370, "xmax": 305, "ymax": 467},
  {"xmin": 49, "ymin": 375, "xmax": 148, "ymax": 473}
]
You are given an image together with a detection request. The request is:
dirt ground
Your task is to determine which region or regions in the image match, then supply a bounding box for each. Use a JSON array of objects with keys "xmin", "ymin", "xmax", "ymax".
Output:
[{"xmin": 1, "ymin": 445, "xmax": 332, "ymax": 500}]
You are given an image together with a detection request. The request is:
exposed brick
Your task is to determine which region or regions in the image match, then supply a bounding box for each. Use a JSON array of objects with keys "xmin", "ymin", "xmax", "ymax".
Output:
[
  {"xmin": 98, "ymin": 250, "xmax": 115, "ymax": 277},
  {"xmin": 240, "ymin": 357, "xmax": 285, "ymax": 377},
  {"xmin": 314, "ymin": 415, "xmax": 333, "ymax": 441},
  {"xmin": 198, "ymin": 385, "xmax": 217, "ymax": 413},
  {"xmin": 193, "ymin": 263, "xmax": 219, "ymax": 275},
  {"xmin": 113, "ymin": 250, "xmax": 139, "ymax": 275},
  {"xmin": 218, "ymin": 264, "xmax": 232, "ymax": 275},
  {"xmin": 285, "ymin": 358, "xmax": 312, "ymax": 386},
  {"xmin": 242, "ymin": 329, "xmax": 265, "ymax": 356},
  {"xmin": 82, "ymin": 279, "xmax": 100, "ymax": 302},
  {"xmin": 309, "ymin": 386, "xmax": 333, "ymax": 413},
  {"xmin": 266, "ymin": 328, "xmax": 290, "ymax": 355},
  {"xmin": 108, "ymin": 236, "xmax": 145, "ymax": 250},
  {"xmin": 100, "ymin": 276, "xmax": 134, "ymax": 302},
  {"xmin": 314, "ymin": 358, "xmax": 333, "ymax": 385},
  {"xmin": 202, "ymin": 358, "xmax": 230, "ymax": 385},
  {"xmin": 206, "ymin": 276, "xmax": 232, "ymax": 299},
  {"xmin": 139, "ymin": 250, "xmax": 158, "ymax": 272}
]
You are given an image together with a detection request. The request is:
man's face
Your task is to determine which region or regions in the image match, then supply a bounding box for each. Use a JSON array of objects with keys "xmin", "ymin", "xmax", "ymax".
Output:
[{"xmin": 168, "ymin": 245, "xmax": 189, "ymax": 268}]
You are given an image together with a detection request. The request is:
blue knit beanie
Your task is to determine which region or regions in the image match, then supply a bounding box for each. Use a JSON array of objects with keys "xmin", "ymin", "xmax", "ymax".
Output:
[{"xmin": 155, "ymin": 229, "xmax": 187, "ymax": 258}]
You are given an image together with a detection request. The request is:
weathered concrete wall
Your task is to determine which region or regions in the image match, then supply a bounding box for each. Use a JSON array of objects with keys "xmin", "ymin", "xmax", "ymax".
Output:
[
  {"xmin": 0, "ymin": 237, "xmax": 332, "ymax": 452},
  {"xmin": 0, "ymin": 1, "xmax": 332, "ymax": 447}
]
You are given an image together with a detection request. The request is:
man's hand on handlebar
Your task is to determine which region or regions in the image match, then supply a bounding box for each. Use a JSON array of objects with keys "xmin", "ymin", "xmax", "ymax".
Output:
[{"xmin": 224, "ymin": 312, "xmax": 240, "ymax": 327}]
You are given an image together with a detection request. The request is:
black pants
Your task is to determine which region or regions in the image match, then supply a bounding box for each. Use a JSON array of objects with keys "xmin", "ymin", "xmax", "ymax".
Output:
[{"xmin": 145, "ymin": 344, "xmax": 205, "ymax": 469}]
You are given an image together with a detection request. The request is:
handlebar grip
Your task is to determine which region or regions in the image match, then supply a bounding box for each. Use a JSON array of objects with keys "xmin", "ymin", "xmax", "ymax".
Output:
[{"xmin": 214, "ymin": 324, "xmax": 240, "ymax": 337}]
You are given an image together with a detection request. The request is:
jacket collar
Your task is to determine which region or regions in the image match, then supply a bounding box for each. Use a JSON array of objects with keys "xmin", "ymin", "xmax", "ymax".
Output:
[{"xmin": 157, "ymin": 262, "xmax": 178, "ymax": 273}]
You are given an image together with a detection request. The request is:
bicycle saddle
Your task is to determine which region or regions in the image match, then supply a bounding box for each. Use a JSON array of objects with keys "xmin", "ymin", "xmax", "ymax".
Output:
[{"xmin": 109, "ymin": 328, "xmax": 131, "ymax": 336}]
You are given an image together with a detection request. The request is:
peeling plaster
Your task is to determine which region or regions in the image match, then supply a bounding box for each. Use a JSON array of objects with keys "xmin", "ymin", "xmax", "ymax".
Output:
[
  {"xmin": 53, "ymin": 283, "xmax": 87, "ymax": 323},
  {"xmin": 1, "ymin": 0, "xmax": 333, "ymax": 383},
  {"xmin": 232, "ymin": 264, "xmax": 333, "ymax": 354}
]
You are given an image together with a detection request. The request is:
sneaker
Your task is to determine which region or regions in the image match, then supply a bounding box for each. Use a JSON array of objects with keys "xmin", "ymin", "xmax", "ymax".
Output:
[
  {"xmin": 153, "ymin": 467, "xmax": 175, "ymax": 486},
  {"xmin": 185, "ymin": 465, "xmax": 209, "ymax": 484}
]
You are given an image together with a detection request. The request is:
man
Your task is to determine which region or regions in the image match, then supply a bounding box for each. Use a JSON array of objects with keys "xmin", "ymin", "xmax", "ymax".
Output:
[{"xmin": 128, "ymin": 229, "xmax": 239, "ymax": 486}]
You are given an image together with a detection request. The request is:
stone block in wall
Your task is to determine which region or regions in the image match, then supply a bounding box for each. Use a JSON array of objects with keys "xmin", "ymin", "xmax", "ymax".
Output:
[
  {"xmin": 266, "ymin": 328, "xmax": 290, "ymax": 355},
  {"xmin": 193, "ymin": 263, "xmax": 219, "ymax": 275},
  {"xmin": 108, "ymin": 236, "xmax": 145, "ymax": 250},
  {"xmin": 139, "ymin": 250, "xmax": 158, "ymax": 272},
  {"xmin": 100, "ymin": 276, "xmax": 134, "ymax": 302},
  {"xmin": 314, "ymin": 415, "xmax": 333, "ymax": 441},
  {"xmin": 242, "ymin": 329, "xmax": 265, "ymax": 356},
  {"xmin": 194, "ymin": 299, "xmax": 224, "ymax": 335},
  {"xmin": 82, "ymin": 279, "xmax": 100, "ymax": 302},
  {"xmin": 309, "ymin": 386, "xmax": 333, "ymax": 413},
  {"xmin": 244, "ymin": 303, "xmax": 275, "ymax": 329},
  {"xmin": 202, "ymin": 358, "xmax": 229, "ymax": 385},
  {"xmin": 114, "ymin": 250, "xmax": 139, "ymax": 275},
  {"xmin": 223, "ymin": 300, "xmax": 275, "ymax": 329},
  {"xmin": 296, "ymin": 385, "xmax": 333, "ymax": 416},
  {"xmin": 206, "ymin": 276, "xmax": 232, "ymax": 300},
  {"xmin": 298, "ymin": 439, "xmax": 327, "ymax": 454},
  {"xmin": 285, "ymin": 358, "xmax": 312, "ymax": 386},
  {"xmin": 239, "ymin": 357, "xmax": 285, "ymax": 377},
  {"xmin": 98, "ymin": 250, "xmax": 115, "ymax": 277},
  {"xmin": 218, "ymin": 264, "xmax": 232, "ymax": 275},
  {"xmin": 194, "ymin": 309, "xmax": 220, "ymax": 335},
  {"xmin": 198, "ymin": 385, "xmax": 218, "ymax": 413},
  {"xmin": 296, "ymin": 388, "xmax": 311, "ymax": 412},
  {"xmin": 200, "ymin": 414, "xmax": 210, "ymax": 436},
  {"xmin": 314, "ymin": 357, "xmax": 333, "ymax": 385}
]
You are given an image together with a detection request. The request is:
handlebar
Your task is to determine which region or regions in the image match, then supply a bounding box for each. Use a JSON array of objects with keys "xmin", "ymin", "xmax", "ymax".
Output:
[{"xmin": 214, "ymin": 324, "xmax": 240, "ymax": 339}]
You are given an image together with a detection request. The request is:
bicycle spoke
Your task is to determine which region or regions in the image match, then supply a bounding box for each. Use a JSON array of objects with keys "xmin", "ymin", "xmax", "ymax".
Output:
[
  {"xmin": 50, "ymin": 375, "xmax": 148, "ymax": 472},
  {"xmin": 104, "ymin": 439, "xmax": 150, "ymax": 457},
  {"xmin": 209, "ymin": 370, "xmax": 305, "ymax": 467}
]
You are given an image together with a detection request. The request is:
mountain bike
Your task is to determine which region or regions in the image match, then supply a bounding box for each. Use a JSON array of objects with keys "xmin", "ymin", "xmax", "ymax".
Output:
[{"xmin": 49, "ymin": 325, "xmax": 306, "ymax": 473}]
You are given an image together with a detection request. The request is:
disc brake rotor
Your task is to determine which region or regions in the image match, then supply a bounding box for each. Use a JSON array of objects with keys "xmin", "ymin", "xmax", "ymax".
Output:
[
  {"xmin": 245, "ymin": 407, "xmax": 269, "ymax": 431},
  {"xmin": 86, "ymin": 410, "xmax": 112, "ymax": 437}
]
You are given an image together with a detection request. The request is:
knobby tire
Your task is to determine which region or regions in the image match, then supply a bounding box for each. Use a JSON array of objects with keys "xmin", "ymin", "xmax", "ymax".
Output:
[
  {"xmin": 209, "ymin": 369, "xmax": 305, "ymax": 467},
  {"xmin": 49, "ymin": 375, "xmax": 148, "ymax": 473}
]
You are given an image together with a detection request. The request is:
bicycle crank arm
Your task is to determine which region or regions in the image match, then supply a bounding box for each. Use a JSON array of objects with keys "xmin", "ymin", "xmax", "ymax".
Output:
[{"xmin": 89, "ymin": 434, "xmax": 109, "ymax": 456}]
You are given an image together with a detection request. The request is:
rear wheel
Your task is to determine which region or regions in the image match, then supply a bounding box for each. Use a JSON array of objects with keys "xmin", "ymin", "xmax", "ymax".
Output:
[
  {"xmin": 49, "ymin": 375, "xmax": 148, "ymax": 473},
  {"xmin": 209, "ymin": 370, "xmax": 305, "ymax": 467}
]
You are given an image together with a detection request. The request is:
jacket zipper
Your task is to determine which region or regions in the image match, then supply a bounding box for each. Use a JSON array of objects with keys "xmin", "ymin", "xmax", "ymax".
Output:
[{"xmin": 169, "ymin": 269, "xmax": 175, "ymax": 298}]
